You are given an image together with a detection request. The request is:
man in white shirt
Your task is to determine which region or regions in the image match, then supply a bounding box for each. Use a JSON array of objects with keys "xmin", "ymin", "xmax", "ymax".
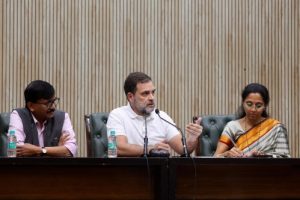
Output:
[{"xmin": 107, "ymin": 72, "xmax": 202, "ymax": 157}]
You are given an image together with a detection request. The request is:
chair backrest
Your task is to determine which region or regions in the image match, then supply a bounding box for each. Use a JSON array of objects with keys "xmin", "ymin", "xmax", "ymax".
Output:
[
  {"xmin": 0, "ymin": 112, "xmax": 10, "ymax": 157},
  {"xmin": 196, "ymin": 114, "xmax": 235, "ymax": 156},
  {"xmin": 85, "ymin": 112, "xmax": 109, "ymax": 157}
]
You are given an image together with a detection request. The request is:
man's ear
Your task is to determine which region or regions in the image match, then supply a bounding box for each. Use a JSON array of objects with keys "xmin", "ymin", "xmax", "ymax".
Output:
[
  {"xmin": 127, "ymin": 92, "xmax": 134, "ymax": 102},
  {"xmin": 27, "ymin": 102, "xmax": 35, "ymax": 112}
]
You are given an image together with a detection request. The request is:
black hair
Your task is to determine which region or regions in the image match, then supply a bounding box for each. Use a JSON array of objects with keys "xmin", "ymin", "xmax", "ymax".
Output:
[
  {"xmin": 124, "ymin": 72, "xmax": 152, "ymax": 96},
  {"xmin": 24, "ymin": 80, "xmax": 55, "ymax": 104},
  {"xmin": 236, "ymin": 83, "xmax": 270, "ymax": 119}
]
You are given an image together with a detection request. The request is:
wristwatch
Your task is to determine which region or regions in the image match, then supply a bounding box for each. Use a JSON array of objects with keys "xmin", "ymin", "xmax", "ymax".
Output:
[{"xmin": 41, "ymin": 147, "xmax": 47, "ymax": 156}]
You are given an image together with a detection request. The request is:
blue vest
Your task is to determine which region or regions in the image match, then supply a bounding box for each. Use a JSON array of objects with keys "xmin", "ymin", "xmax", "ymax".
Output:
[{"xmin": 15, "ymin": 108, "xmax": 65, "ymax": 147}]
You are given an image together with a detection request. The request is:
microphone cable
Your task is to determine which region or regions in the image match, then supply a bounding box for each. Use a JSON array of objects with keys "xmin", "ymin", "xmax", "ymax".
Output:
[
  {"xmin": 191, "ymin": 155, "xmax": 197, "ymax": 200},
  {"xmin": 143, "ymin": 114, "xmax": 153, "ymax": 199},
  {"xmin": 144, "ymin": 154, "xmax": 152, "ymax": 199}
]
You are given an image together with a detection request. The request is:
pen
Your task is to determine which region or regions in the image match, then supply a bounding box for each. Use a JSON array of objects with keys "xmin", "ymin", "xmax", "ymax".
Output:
[{"xmin": 229, "ymin": 137, "xmax": 244, "ymax": 156}]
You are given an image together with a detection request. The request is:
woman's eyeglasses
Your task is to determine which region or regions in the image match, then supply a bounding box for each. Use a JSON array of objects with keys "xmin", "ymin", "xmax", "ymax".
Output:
[{"xmin": 244, "ymin": 101, "xmax": 265, "ymax": 110}]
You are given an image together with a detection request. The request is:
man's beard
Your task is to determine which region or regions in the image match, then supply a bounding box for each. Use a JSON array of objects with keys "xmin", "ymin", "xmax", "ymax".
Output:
[{"xmin": 141, "ymin": 107, "xmax": 154, "ymax": 116}]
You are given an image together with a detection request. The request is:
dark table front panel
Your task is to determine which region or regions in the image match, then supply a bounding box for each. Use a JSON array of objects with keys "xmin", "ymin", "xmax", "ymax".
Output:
[
  {"xmin": 2, "ymin": 157, "xmax": 300, "ymax": 200},
  {"xmin": 0, "ymin": 157, "xmax": 168, "ymax": 200},
  {"xmin": 169, "ymin": 157, "xmax": 300, "ymax": 200}
]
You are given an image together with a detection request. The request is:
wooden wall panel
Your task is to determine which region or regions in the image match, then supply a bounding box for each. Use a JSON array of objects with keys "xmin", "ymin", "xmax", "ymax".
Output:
[{"xmin": 0, "ymin": 0, "xmax": 299, "ymax": 157}]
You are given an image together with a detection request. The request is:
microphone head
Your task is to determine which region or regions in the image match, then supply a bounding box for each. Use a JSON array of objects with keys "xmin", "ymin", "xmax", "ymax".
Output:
[
  {"xmin": 192, "ymin": 116, "xmax": 198, "ymax": 123},
  {"xmin": 155, "ymin": 109, "xmax": 160, "ymax": 114}
]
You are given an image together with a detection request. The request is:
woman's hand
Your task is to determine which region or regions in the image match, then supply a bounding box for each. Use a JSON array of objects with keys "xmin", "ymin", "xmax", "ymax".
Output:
[{"xmin": 222, "ymin": 147, "xmax": 244, "ymax": 157}]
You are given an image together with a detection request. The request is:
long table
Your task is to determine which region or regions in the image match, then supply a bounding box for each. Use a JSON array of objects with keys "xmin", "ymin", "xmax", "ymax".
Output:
[
  {"xmin": 1, "ymin": 157, "xmax": 300, "ymax": 200},
  {"xmin": 0, "ymin": 157, "xmax": 168, "ymax": 200},
  {"xmin": 169, "ymin": 157, "xmax": 300, "ymax": 199}
]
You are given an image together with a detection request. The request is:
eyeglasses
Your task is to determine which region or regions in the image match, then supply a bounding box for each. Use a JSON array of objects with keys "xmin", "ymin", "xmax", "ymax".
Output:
[
  {"xmin": 244, "ymin": 101, "xmax": 265, "ymax": 110},
  {"xmin": 35, "ymin": 97, "xmax": 60, "ymax": 108}
]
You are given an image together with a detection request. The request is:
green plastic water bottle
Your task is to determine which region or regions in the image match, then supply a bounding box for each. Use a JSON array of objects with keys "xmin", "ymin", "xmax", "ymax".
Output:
[
  {"xmin": 7, "ymin": 130, "xmax": 17, "ymax": 157},
  {"xmin": 107, "ymin": 128, "xmax": 117, "ymax": 158}
]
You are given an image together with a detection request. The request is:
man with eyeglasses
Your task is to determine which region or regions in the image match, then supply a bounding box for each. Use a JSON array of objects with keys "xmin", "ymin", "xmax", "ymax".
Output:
[{"xmin": 8, "ymin": 80, "xmax": 77, "ymax": 157}]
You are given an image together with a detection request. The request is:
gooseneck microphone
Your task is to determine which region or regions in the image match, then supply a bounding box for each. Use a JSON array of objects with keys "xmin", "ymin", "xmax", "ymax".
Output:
[
  {"xmin": 143, "ymin": 115, "xmax": 148, "ymax": 157},
  {"xmin": 155, "ymin": 109, "xmax": 189, "ymax": 157},
  {"xmin": 142, "ymin": 109, "xmax": 150, "ymax": 157}
]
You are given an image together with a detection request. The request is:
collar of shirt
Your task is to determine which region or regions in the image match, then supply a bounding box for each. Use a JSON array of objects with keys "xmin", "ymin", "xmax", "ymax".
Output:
[
  {"xmin": 31, "ymin": 113, "xmax": 47, "ymax": 128},
  {"xmin": 126, "ymin": 103, "xmax": 155, "ymax": 121}
]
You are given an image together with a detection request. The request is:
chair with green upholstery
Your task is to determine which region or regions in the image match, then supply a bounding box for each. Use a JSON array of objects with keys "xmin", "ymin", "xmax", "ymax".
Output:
[
  {"xmin": 196, "ymin": 114, "xmax": 235, "ymax": 156},
  {"xmin": 85, "ymin": 112, "xmax": 109, "ymax": 157},
  {"xmin": 0, "ymin": 112, "xmax": 10, "ymax": 157}
]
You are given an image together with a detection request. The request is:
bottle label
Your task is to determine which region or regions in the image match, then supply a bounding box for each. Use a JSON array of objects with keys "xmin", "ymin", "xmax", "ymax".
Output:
[
  {"xmin": 8, "ymin": 142, "xmax": 16, "ymax": 149},
  {"xmin": 108, "ymin": 141, "xmax": 116, "ymax": 149}
]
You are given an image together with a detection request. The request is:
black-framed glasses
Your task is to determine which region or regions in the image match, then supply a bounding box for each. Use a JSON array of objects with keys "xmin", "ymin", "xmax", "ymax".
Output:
[{"xmin": 35, "ymin": 97, "xmax": 60, "ymax": 108}]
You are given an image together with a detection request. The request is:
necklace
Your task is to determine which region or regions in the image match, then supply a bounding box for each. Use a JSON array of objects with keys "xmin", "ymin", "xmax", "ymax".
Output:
[{"xmin": 242, "ymin": 117, "xmax": 264, "ymax": 131}]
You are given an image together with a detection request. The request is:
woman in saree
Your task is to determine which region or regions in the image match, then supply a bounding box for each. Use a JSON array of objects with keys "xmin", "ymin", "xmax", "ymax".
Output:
[{"xmin": 214, "ymin": 83, "xmax": 290, "ymax": 158}]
